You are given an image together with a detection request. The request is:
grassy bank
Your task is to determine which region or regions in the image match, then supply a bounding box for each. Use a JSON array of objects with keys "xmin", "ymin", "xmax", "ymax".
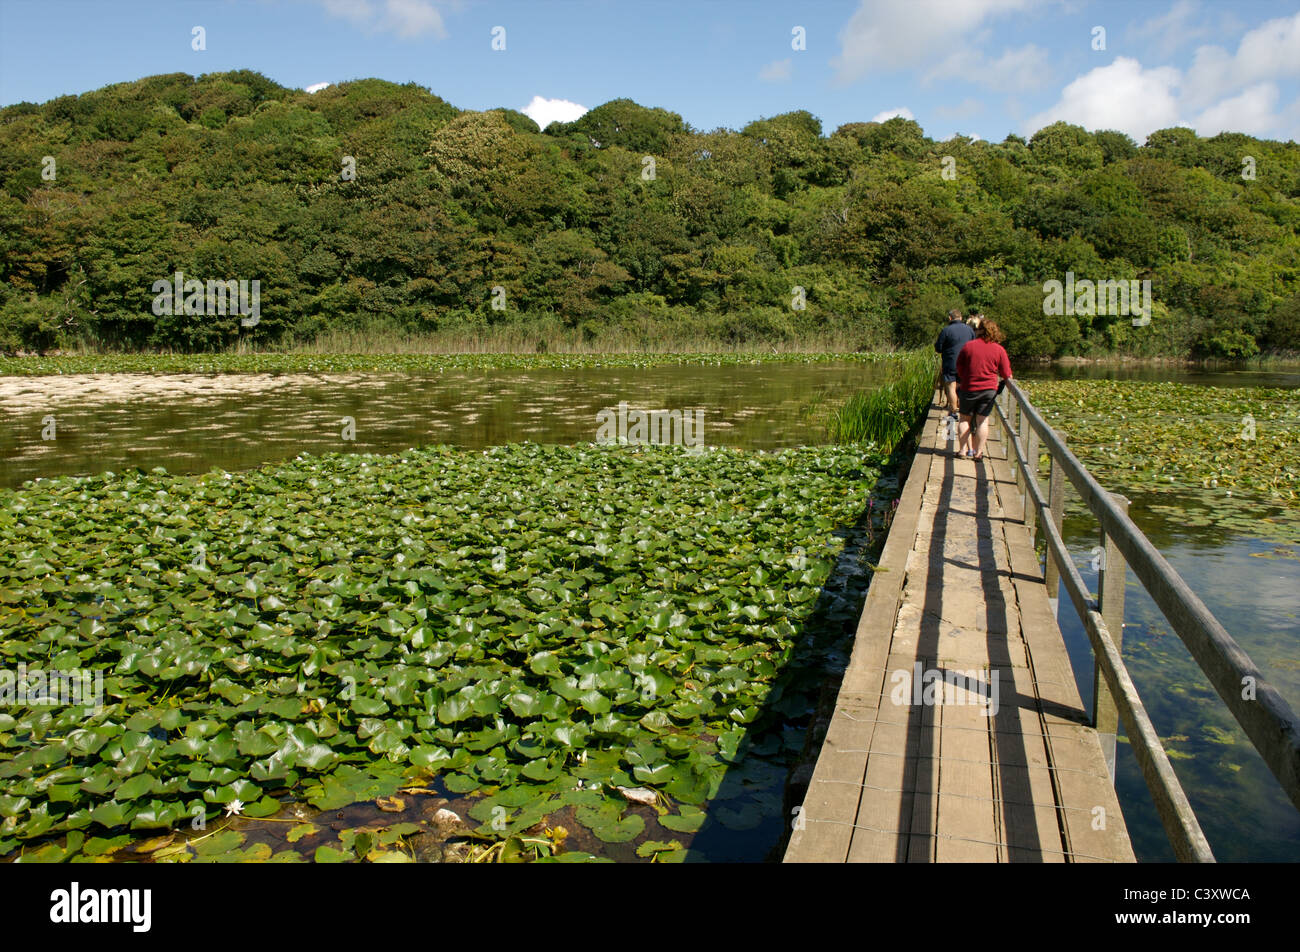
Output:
[{"xmin": 0, "ymin": 350, "xmax": 912, "ymax": 377}]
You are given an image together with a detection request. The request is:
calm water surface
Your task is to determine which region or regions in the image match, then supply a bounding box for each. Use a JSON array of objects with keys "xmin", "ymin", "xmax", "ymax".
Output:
[{"xmin": 0, "ymin": 362, "xmax": 880, "ymax": 487}]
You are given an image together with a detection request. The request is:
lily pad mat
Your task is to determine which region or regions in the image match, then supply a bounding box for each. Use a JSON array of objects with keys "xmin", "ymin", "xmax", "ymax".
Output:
[
  {"xmin": 1022, "ymin": 379, "xmax": 1299, "ymax": 542},
  {"xmin": 0, "ymin": 439, "xmax": 893, "ymax": 861}
]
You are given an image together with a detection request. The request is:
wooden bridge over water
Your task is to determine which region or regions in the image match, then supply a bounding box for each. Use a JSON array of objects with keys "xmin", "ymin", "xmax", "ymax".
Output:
[{"xmin": 784, "ymin": 383, "xmax": 1300, "ymax": 864}]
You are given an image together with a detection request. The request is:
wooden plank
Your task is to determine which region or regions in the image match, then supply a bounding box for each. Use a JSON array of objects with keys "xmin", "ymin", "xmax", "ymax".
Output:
[{"xmin": 788, "ymin": 395, "xmax": 1138, "ymax": 863}]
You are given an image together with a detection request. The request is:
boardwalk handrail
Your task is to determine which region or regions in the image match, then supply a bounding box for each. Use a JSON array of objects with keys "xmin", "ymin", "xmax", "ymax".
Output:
[{"xmin": 993, "ymin": 379, "xmax": 1300, "ymax": 860}]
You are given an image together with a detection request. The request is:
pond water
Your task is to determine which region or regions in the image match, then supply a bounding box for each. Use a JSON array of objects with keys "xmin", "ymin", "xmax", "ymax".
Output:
[
  {"xmin": 0, "ymin": 362, "xmax": 885, "ymax": 489},
  {"xmin": 1, "ymin": 360, "xmax": 1296, "ymax": 862},
  {"xmin": 1016, "ymin": 366, "xmax": 1300, "ymax": 862},
  {"xmin": 1053, "ymin": 508, "xmax": 1300, "ymax": 863}
]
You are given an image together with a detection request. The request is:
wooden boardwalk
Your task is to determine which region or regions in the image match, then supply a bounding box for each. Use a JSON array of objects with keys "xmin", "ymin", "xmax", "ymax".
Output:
[{"xmin": 785, "ymin": 400, "xmax": 1135, "ymax": 863}]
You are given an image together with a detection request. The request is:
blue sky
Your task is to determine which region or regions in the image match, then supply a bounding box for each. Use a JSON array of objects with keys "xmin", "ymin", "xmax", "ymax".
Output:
[{"xmin": 1, "ymin": 0, "xmax": 1297, "ymax": 143}]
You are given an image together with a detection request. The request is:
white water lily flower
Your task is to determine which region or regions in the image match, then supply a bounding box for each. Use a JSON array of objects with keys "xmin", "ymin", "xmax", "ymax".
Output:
[{"xmin": 225, "ymin": 799, "xmax": 244, "ymax": 817}]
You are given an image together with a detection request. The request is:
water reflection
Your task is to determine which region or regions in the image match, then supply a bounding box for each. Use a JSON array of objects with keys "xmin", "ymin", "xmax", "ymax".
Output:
[{"xmin": 0, "ymin": 363, "xmax": 886, "ymax": 488}]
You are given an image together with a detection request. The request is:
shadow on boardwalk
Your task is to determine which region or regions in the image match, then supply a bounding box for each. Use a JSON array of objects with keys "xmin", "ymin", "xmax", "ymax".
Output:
[{"xmin": 778, "ymin": 400, "xmax": 1134, "ymax": 863}]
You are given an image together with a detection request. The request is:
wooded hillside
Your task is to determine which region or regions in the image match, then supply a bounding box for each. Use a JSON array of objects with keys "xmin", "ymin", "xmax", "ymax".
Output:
[{"xmin": 2, "ymin": 70, "xmax": 1298, "ymax": 357}]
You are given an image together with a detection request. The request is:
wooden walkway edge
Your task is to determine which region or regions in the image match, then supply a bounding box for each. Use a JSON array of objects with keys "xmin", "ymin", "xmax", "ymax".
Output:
[{"xmin": 784, "ymin": 399, "xmax": 1135, "ymax": 862}]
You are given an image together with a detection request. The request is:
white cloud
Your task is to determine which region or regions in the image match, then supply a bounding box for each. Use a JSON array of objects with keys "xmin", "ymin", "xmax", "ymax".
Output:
[
  {"xmin": 925, "ymin": 43, "xmax": 1049, "ymax": 92},
  {"xmin": 305, "ymin": 82, "xmax": 332, "ymax": 94},
  {"xmin": 1191, "ymin": 83, "xmax": 1282, "ymax": 137},
  {"xmin": 380, "ymin": 0, "xmax": 447, "ymax": 39},
  {"xmin": 1126, "ymin": 0, "xmax": 1213, "ymax": 60},
  {"xmin": 1023, "ymin": 57, "xmax": 1181, "ymax": 141},
  {"xmin": 321, "ymin": 0, "xmax": 373, "ymax": 24},
  {"xmin": 1026, "ymin": 17, "xmax": 1300, "ymax": 145},
  {"xmin": 871, "ymin": 107, "xmax": 915, "ymax": 123},
  {"xmin": 832, "ymin": 0, "xmax": 1035, "ymax": 84},
  {"xmin": 759, "ymin": 58, "xmax": 792, "ymax": 82},
  {"xmin": 318, "ymin": 0, "xmax": 448, "ymax": 39},
  {"xmin": 1183, "ymin": 11, "xmax": 1300, "ymax": 109},
  {"xmin": 521, "ymin": 96, "xmax": 588, "ymax": 130}
]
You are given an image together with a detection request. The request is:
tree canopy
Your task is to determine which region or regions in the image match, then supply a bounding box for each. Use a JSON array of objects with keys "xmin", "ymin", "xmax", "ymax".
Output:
[{"xmin": 2, "ymin": 71, "xmax": 1298, "ymax": 357}]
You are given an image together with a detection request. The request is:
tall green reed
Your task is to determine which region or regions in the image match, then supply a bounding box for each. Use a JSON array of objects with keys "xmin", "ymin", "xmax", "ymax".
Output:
[{"xmin": 827, "ymin": 349, "xmax": 937, "ymax": 453}]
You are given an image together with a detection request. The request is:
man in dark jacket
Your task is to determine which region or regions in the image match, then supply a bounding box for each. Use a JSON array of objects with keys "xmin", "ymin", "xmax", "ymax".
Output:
[{"xmin": 934, "ymin": 308, "xmax": 975, "ymax": 418}]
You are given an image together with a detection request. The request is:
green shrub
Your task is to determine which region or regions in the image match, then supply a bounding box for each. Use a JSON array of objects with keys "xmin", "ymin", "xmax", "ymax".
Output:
[
  {"xmin": 1196, "ymin": 328, "xmax": 1260, "ymax": 359},
  {"xmin": 0, "ymin": 294, "xmax": 62, "ymax": 354},
  {"xmin": 991, "ymin": 284, "xmax": 1080, "ymax": 361}
]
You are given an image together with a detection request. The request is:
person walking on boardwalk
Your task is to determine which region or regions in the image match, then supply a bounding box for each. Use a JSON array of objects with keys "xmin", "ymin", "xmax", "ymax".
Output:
[
  {"xmin": 955, "ymin": 319, "xmax": 1012, "ymax": 461},
  {"xmin": 934, "ymin": 308, "xmax": 975, "ymax": 419}
]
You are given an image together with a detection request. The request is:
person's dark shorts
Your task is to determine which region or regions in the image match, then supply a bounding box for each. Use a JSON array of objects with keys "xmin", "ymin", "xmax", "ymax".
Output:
[
  {"xmin": 941, "ymin": 371, "xmax": 958, "ymax": 383},
  {"xmin": 958, "ymin": 389, "xmax": 997, "ymax": 418}
]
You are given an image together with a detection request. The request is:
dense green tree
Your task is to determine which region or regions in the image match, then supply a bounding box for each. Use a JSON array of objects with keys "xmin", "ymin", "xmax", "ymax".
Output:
[
  {"xmin": 0, "ymin": 71, "xmax": 1296, "ymax": 356},
  {"xmin": 1029, "ymin": 121, "xmax": 1104, "ymax": 172},
  {"xmin": 992, "ymin": 283, "xmax": 1081, "ymax": 360},
  {"xmin": 546, "ymin": 99, "xmax": 686, "ymax": 155}
]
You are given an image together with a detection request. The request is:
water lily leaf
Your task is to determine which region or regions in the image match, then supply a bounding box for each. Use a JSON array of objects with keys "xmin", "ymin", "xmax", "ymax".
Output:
[
  {"xmin": 243, "ymin": 796, "xmax": 281, "ymax": 818},
  {"xmin": 408, "ymin": 745, "xmax": 451, "ymax": 768},
  {"xmin": 520, "ymin": 758, "xmax": 561, "ymax": 782},
  {"xmin": 193, "ymin": 830, "xmax": 245, "ymax": 856},
  {"xmin": 296, "ymin": 744, "xmax": 337, "ymax": 771},
  {"xmin": 577, "ymin": 690, "xmax": 610, "ymax": 715},
  {"xmin": 287, "ymin": 824, "xmax": 319, "ymax": 843},
  {"xmin": 89, "ymin": 800, "xmax": 132, "ymax": 828},
  {"xmin": 134, "ymin": 833, "xmax": 176, "ymax": 853},
  {"xmin": 83, "ymin": 833, "xmax": 133, "ymax": 856},
  {"xmin": 114, "ymin": 773, "xmax": 154, "ymax": 800},
  {"xmin": 632, "ymin": 762, "xmax": 675, "ymax": 786},
  {"xmin": 635, "ymin": 839, "xmax": 683, "ymax": 858},
  {"xmin": 589, "ymin": 813, "xmax": 644, "ymax": 844},
  {"xmin": 659, "ymin": 805, "xmax": 707, "ymax": 833},
  {"xmin": 437, "ymin": 694, "xmax": 474, "ymax": 724},
  {"xmin": 368, "ymin": 849, "xmax": 415, "ymax": 863}
]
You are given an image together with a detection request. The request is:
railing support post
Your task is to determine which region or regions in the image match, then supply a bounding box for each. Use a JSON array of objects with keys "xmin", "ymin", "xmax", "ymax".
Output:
[
  {"xmin": 1043, "ymin": 430, "xmax": 1067, "ymax": 615},
  {"xmin": 999, "ymin": 389, "xmax": 1013, "ymax": 460},
  {"xmin": 1023, "ymin": 416, "xmax": 1039, "ymax": 539},
  {"xmin": 1095, "ymin": 492, "xmax": 1131, "ymax": 783},
  {"xmin": 1008, "ymin": 397, "xmax": 1022, "ymax": 493}
]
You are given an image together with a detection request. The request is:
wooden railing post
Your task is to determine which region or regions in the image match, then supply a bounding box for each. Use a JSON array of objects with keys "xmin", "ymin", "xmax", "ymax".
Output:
[
  {"xmin": 1095, "ymin": 492, "xmax": 1131, "ymax": 782},
  {"xmin": 1043, "ymin": 431, "xmax": 1067, "ymax": 614},
  {"xmin": 1023, "ymin": 414, "xmax": 1039, "ymax": 539}
]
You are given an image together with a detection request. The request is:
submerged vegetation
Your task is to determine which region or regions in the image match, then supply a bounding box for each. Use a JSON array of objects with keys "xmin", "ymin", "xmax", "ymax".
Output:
[
  {"xmin": 1022, "ymin": 379, "xmax": 1300, "ymax": 540},
  {"xmin": 0, "ymin": 440, "xmax": 898, "ymax": 862}
]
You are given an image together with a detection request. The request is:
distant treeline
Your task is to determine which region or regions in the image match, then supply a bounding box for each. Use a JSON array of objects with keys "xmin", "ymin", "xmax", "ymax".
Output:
[{"xmin": 1, "ymin": 70, "xmax": 1298, "ymax": 358}]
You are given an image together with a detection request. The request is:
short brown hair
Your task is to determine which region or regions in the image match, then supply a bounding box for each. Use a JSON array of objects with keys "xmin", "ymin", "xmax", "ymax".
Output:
[
  {"xmin": 948, "ymin": 308, "xmax": 963, "ymax": 321},
  {"xmin": 977, "ymin": 319, "xmax": 1005, "ymax": 343}
]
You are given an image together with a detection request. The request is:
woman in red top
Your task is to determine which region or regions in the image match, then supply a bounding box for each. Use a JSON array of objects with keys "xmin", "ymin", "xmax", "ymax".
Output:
[{"xmin": 955, "ymin": 319, "xmax": 1012, "ymax": 461}]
